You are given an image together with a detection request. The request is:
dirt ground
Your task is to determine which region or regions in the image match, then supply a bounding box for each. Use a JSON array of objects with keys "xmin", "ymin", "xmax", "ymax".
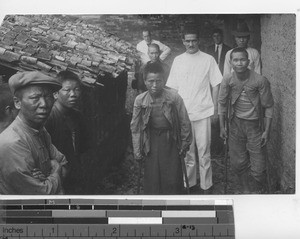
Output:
[{"xmin": 95, "ymin": 143, "xmax": 245, "ymax": 195}]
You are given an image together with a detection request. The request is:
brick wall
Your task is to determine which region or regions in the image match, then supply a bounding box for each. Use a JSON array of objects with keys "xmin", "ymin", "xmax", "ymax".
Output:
[{"xmin": 260, "ymin": 14, "xmax": 296, "ymax": 193}]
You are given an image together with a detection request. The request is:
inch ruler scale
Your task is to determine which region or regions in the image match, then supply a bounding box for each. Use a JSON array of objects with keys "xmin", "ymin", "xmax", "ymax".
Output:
[{"xmin": 0, "ymin": 198, "xmax": 235, "ymax": 239}]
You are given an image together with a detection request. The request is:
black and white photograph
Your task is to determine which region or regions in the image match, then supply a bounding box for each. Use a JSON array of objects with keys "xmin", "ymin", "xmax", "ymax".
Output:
[
  {"xmin": 0, "ymin": 0, "xmax": 299, "ymax": 238},
  {"xmin": 0, "ymin": 13, "xmax": 295, "ymax": 196}
]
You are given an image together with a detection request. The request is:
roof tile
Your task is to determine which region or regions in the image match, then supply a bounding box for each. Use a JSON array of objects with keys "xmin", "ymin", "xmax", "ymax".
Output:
[
  {"xmin": 20, "ymin": 55, "xmax": 38, "ymax": 64},
  {"xmin": 35, "ymin": 51, "xmax": 52, "ymax": 61},
  {"xmin": 22, "ymin": 47, "xmax": 37, "ymax": 55},
  {"xmin": 36, "ymin": 61, "xmax": 52, "ymax": 72},
  {"xmin": 0, "ymin": 15, "xmax": 139, "ymax": 80}
]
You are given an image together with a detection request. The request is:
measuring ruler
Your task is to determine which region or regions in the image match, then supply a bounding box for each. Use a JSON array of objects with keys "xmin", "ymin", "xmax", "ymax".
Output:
[{"xmin": 0, "ymin": 198, "xmax": 235, "ymax": 238}]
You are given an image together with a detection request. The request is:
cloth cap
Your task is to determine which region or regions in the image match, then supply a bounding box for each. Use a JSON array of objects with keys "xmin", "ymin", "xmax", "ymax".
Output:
[
  {"xmin": 232, "ymin": 22, "xmax": 251, "ymax": 37},
  {"xmin": 8, "ymin": 71, "xmax": 61, "ymax": 94}
]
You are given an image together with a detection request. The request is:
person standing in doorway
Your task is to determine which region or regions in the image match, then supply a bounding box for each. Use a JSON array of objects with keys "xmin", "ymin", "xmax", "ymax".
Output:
[{"xmin": 46, "ymin": 71, "xmax": 90, "ymax": 194}]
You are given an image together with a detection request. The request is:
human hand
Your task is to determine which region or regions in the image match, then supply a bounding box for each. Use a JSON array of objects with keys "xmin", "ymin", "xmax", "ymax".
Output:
[
  {"xmin": 179, "ymin": 145, "xmax": 190, "ymax": 157},
  {"xmin": 50, "ymin": 160, "xmax": 62, "ymax": 175},
  {"xmin": 32, "ymin": 168, "xmax": 47, "ymax": 181},
  {"xmin": 261, "ymin": 131, "xmax": 269, "ymax": 147},
  {"xmin": 220, "ymin": 127, "xmax": 227, "ymax": 140},
  {"xmin": 134, "ymin": 154, "xmax": 144, "ymax": 161}
]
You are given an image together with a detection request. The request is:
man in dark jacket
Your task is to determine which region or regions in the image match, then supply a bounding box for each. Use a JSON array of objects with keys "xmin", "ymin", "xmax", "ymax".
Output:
[
  {"xmin": 46, "ymin": 71, "xmax": 89, "ymax": 194},
  {"xmin": 206, "ymin": 28, "xmax": 231, "ymax": 75}
]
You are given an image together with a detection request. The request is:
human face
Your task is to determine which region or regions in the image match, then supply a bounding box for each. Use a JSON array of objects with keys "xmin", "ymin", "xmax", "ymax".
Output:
[
  {"xmin": 142, "ymin": 31, "xmax": 151, "ymax": 45},
  {"xmin": 15, "ymin": 85, "xmax": 55, "ymax": 129},
  {"xmin": 230, "ymin": 51, "xmax": 249, "ymax": 73},
  {"xmin": 235, "ymin": 36, "xmax": 249, "ymax": 48},
  {"xmin": 57, "ymin": 79, "xmax": 81, "ymax": 109},
  {"xmin": 148, "ymin": 46, "xmax": 160, "ymax": 62},
  {"xmin": 144, "ymin": 73, "xmax": 164, "ymax": 97},
  {"xmin": 183, "ymin": 34, "xmax": 199, "ymax": 54},
  {"xmin": 212, "ymin": 32, "xmax": 223, "ymax": 45}
]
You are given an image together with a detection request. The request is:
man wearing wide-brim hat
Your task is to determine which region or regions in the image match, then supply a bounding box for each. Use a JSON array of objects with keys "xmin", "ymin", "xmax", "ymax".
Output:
[
  {"xmin": 0, "ymin": 71, "xmax": 68, "ymax": 195},
  {"xmin": 223, "ymin": 22, "xmax": 261, "ymax": 76}
]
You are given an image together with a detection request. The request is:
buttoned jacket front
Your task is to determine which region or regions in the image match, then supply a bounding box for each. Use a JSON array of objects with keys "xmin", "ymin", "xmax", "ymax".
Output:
[{"xmin": 130, "ymin": 88, "xmax": 192, "ymax": 159}]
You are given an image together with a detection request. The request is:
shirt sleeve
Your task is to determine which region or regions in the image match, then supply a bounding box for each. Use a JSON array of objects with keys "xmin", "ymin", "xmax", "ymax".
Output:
[
  {"xmin": 223, "ymin": 50, "xmax": 232, "ymax": 77},
  {"xmin": 166, "ymin": 58, "xmax": 179, "ymax": 90},
  {"xmin": 174, "ymin": 94, "xmax": 192, "ymax": 150},
  {"xmin": 1, "ymin": 141, "xmax": 63, "ymax": 195},
  {"xmin": 218, "ymin": 76, "xmax": 230, "ymax": 115},
  {"xmin": 130, "ymin": 97, "xmax": 143, "ymax": 159},
  {"xmin": 209, "ymin": 56, "xmax": 223, "ymax": 87},
  {"xmin": 259, "ymin": 77, "xmax": 274, "ymax": 118}
]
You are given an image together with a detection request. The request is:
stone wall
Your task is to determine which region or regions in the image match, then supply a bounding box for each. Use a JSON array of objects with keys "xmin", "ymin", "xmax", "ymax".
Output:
[{"xmin": 260, "ymin": 14, "xmax": 296, "ymax": 193}]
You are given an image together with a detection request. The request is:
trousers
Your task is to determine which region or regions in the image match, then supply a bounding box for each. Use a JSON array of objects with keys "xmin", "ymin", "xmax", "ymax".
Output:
[
  {"xmin": 184, "ymin": 117, "xmax": 213, "ymax": 190},
  {"xmin": 229, "ymin": 116, "xmax": 266, "ymax": 182}
]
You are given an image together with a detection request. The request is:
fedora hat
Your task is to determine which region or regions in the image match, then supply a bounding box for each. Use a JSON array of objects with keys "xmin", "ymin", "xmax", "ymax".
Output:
[{"xmin": 232, "ymin": 22, "xmax": 250, "ymax": 37}]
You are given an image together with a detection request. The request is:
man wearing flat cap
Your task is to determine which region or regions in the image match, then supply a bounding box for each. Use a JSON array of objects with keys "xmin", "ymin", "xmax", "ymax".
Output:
[
  {"xmin": 223, "ymin": 22, "xmax": 261, "ymax": 76},
  {"xmin": 0, "ymin": 71, "xmax": 68, "ymax": 195}
]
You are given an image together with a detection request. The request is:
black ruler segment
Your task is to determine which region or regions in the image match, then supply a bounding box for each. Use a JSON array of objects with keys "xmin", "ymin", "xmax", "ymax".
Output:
[
  {"xmin": 70, "ymin": 205, "xmax": 93, "ymax": 210},
  {"xmin": 44, "ymin": 205, "xmax": 69, "ymax": 210},
  {"xmin": 0, "ymin": 199, "xmax": 235, "ymax": 238},
  {"xmin": 94, "ymin": 205, "xmax": 118, "ymax": 210}
]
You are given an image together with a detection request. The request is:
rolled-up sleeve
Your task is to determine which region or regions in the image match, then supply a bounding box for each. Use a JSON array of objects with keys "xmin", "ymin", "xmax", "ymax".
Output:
[{"xmin": 259, "ymin": 77, "xmax": 274, "ymax": 118}]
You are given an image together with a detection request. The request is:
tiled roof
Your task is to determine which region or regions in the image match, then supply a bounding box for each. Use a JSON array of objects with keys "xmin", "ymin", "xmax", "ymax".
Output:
[{"xmin": 0, "ymin": 15, "xmax": 139, "ymax": 85}]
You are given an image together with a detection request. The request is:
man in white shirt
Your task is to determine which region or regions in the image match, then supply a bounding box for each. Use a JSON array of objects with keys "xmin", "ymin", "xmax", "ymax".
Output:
[
  {"xmin": 223, "ymin": 22, "xmax": 261, "ymax": 76},
  {"xmin": 136, "ymin": 29, "xmax": 171, "ymax": 65},
  {"xmin": 166, "ymin": 28, "xmax": 223, "ymax": 194}
]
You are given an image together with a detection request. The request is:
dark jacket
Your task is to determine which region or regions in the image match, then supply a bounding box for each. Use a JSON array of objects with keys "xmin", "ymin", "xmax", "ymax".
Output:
[
  {"xmin": 130, "ymin": 88, "xmax": 192, "ymax": 159},
  {"xmin": 206, "ymin": 43, "xmax": 231, "ymax": 75}
]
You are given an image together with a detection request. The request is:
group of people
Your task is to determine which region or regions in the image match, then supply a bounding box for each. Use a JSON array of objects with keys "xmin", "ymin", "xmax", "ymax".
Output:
[
  {"xmin": 0, "ymin": 21, "xmax": 274, "ymax": 195},
  {"xmin": 131, "ymin": 22, "xmax": 274, "ymax": 195},
  {"xmin": 0, "ymin": 70, "xmax": 89, "ymax": 194}
]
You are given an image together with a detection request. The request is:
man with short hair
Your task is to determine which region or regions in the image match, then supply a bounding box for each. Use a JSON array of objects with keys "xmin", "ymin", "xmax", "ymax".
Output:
[
  {"xmin": 136, "ymin": 43, "xmax": 170, "ymax": 93},
  {"xmin": 0, "ymin": 71, "xmax": 67, "ymax": 195},
  {"xmin": 136, "ymin": 29, "xmax": 171, "ymax": 65},
  {"xmin": 0, "ymin": 83, "xmax": 18, "ymax": 133},
  {"xmin": 223, "ymin": 22, "xmax": 261, "ymax": 76},
  {"xmin": 219, "ymin": 47, "xmax": 274, "ymax": 193},
  {"xmin": 166, "ymin": 28, "xmax": 223, "ymax": 194},
  {"xmin": 45, "ymin": 70, "xmax": 89, "ymax": 194},
  {"xmin": 131, "ymin": 62, "xmax": 192, "ymax": 194},
  {"xmin": 206, "ymin": 28, "xmax": 231, "ymax": 75},
  {"xmin": 206, "ymin": 28, "xmax": 231, "ymax": 156}
]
